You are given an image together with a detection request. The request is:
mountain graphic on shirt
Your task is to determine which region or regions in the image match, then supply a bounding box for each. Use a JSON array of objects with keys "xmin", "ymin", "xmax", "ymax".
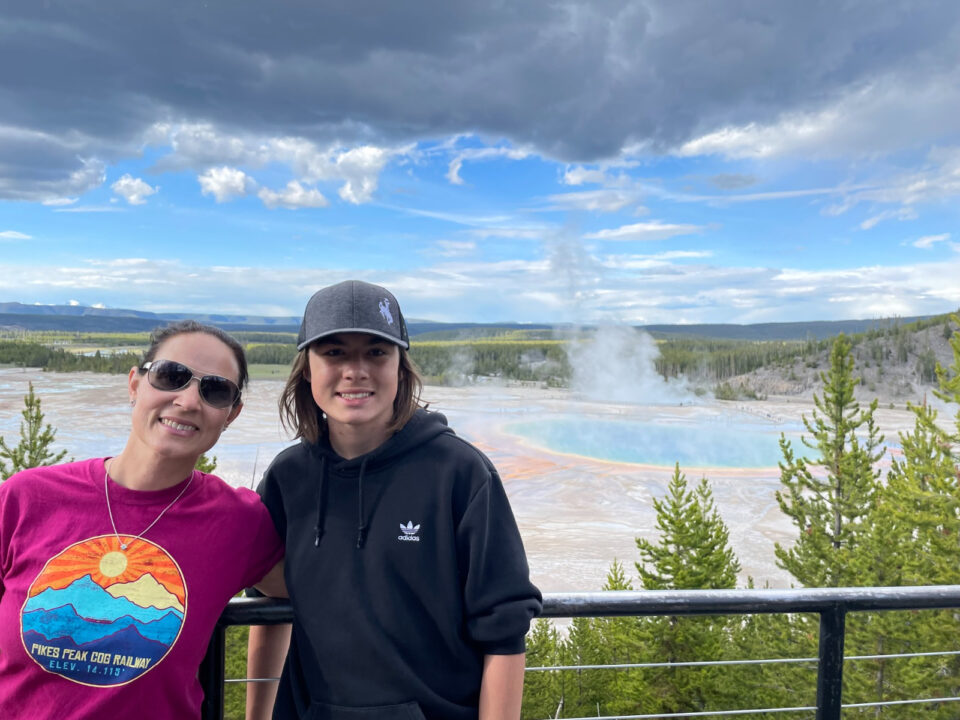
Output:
[
  {"xmin": 25, "ymin": 574, "xmax": 181, "ymax": 625},
  {"xmin": 105, "ymin": 573, "xmax": 186, "ymax": 613},
  {"xmin": 21, "ymin": 535, "xmax": 187, "ymax": 687}
]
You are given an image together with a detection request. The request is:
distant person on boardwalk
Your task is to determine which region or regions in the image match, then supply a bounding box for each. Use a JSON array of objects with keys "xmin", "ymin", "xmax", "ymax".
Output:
[
  {"xmin": 0, "ymin": 321, "xmax": 284, "ymax": 719},
  {"xmin": 247, "ymin": 280, "xmax": 541, "ymax": 720}
]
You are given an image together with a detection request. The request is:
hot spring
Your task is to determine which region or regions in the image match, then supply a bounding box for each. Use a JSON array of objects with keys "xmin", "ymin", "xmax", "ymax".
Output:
[{"xmin": 505, "ymin": 415, "xmax": 800, "ymax": 468}]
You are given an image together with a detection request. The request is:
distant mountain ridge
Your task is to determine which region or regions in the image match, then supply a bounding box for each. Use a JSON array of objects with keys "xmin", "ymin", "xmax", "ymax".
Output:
[{"xmin": 0, "ymin": 301, "xmax": 945, "ymax": 341}]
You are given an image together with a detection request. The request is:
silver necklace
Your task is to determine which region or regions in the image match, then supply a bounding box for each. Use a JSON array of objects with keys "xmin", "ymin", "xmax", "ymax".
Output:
[{"xmin": 104, "ymin": 461, "xmax": 195, "ymax": 550}]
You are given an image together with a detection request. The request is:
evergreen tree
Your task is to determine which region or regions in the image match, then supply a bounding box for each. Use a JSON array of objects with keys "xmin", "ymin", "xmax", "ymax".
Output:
[
  {"xmin": 195, "ymin": 453, "xmax": 218, "ymax": 473},
  {"xmin": 522, "ymin": 620, "xmax": 564, "ymax": 720},
  {"xmin": 555, "ymin": 561, "xmax": 638, "ymax": 719},
  {"xmin": 610, "ymin": 465, "xmax": 741, "ymax": 717},
  {"xmin": 0, "ymin": 382, "xmax": 68, "ymax": 481},
  {"xmin": 730, "ymin": 591, "xmax": 818, "ymax": 720},
  {"xmin": 635, "ymin": 465, "xmax": 741, "ymax": 591},
  {"xmin": 563, "ymin": 616, "xmax": 610, "ymax": 717},
  {"xmin": 774, "ymin": 333, "xmax": 884, "ymax": 587},
  {"xmin": 843, "ymin": 320, "xmax": 960, "ymax": 715}
]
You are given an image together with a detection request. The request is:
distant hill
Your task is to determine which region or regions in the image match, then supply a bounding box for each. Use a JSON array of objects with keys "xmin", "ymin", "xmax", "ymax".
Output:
[
  {"xmin": 0, "ymin": 301, "xmax": 949, "ymax": 341},
  {"xmin": 0, "ymin": 302, "xmax": 301, "ymax": 333},
  {"xmin": 639, "ymin": 317, "xmax": 935, "ymax": 341}
]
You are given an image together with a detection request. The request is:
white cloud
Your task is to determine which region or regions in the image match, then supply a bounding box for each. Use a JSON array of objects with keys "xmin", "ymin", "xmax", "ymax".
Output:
[
  {"xmin": 468, "ymin": 227, "xmax": 548, "ymax": 240},
  {"xmin": 822, "ymin": 146, "xmax": 960, "ymax": 219},
  {"xmin": 446, "ymin": 157, "xmax": 465, "ymax": 186},
  {"xmin": 53, "ymin": 205, "xmax": 123, "ymax": 213},
  {"xmin": 599, "ymin": 250, "xmax": 712, "ymax": 270},
  {"xmin": 257, "ymin": 181, "xmax": 329, "ymax": 210},
  {"xmin": 860, "ymin": 146, "xmax": 960, "ymax": 206},
  {"xmin": 583, "ymin": 221, "xmax": 705, "ymax": 242},
  {"xmin": 860, "ymin": 207, "xmax": 918, "ymax": 230},
  {"xmin": 198, "ymin": 166, "xmax": 256, "ymax": 203},
  {"xmin": 913, "ymin": 233, "xmax": 951, "ymax": 249},
  {"xmin": 151, "ymin": 123, "xmax": 401, "ymax": 205},
  {"xmin": 434, "ymin": 240, "xmax": 477, "ymax": 257},
  {"xmin": 67, "ymin": 299, "xmax": 80, "ymax": 306},
  {"xmin": 41, "ymin": 197, "xmax": 78, "ymax": 206},
  {"xmin": 110, "ymin": 174, "xmax": 158, "ymax": 205},
  {"xmin": 393, "ymin": 206, "xmax": 513, "ymax": 226},
  {"xmin": 0, "ymin": 230, "xmax": 31, "ymax": 240},
  {"xmin": 335, "ymin": 146, "xmax": 390, "ymax": 204},
  {"xmin": 106, "ymin": 182, "xmax": 143, "ymax": 208},
  {"xmin": 4, "ymin": 251, "xmax": 960, "ymax": 326},
  {"xmin": 445, "ymin": 145, "xmax": 530, "ymax": 186},
  {"xmin": 677, "ymin": 118, "xmax": 829, "ymax": 160},
  {"xmin": 546, "ymin": 188, "xmax": 643, "ymax": 213},
  {"xmin": 562, "ymin": 166, "xmax": 610, "ymax": 186},
  {"xmin": 675, "ymin": 73, "xmax": 960, "ymax": 161}
]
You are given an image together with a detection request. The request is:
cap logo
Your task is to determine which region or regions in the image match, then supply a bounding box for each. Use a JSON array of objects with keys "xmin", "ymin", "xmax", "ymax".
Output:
[{"xmin": 378, "ymin": 298, "xmax": 394, "ymax": 325}]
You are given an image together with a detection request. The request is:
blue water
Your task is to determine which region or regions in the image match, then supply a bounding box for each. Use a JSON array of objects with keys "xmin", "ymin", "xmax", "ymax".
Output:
[{"xmin": 506, "ymin": 417, "xmax": 799, "ymax": 468}]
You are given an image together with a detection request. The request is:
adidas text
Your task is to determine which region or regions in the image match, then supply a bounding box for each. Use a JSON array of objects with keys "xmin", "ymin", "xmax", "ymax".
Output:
[{"xmin": 397, "ymin": 534, "xmax": 421, "ymax": 542}]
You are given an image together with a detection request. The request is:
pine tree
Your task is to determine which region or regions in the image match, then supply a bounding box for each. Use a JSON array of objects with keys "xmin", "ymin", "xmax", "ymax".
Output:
[
  {"xmin": 730, "ymin": 589, "xmax": 818, "ymax": 720},
  {"xmin": 635, "ymin": 465, "xmax": 740, "ymax": 591},
  {"xmin": 610, "ymin": 465, "xmax": 741, "ymax": 717},
  {"xmin": 842, "ymin": 320, "xmax": 960, "ymax": 715},
  {"xmin": 522, "ymin": 619, "xmax": 564, "ymax": 720},
  {"xmin": 195, "ymin": 453, "xmax": 218, "ymax": 473},
  {"xmin": 774, "ymin": 333, "xmax": 884, "ymax": 587},
  {"xmin": 0, "ymin": 382, "xmax": 68, "ymax": 481}
]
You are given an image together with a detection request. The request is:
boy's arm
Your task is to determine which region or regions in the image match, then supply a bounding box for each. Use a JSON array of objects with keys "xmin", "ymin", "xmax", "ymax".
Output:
[
  {"xmin": 478, "ymin": 652, "xmax": 526, "ymax": 720},
  {"xmin": 245, "ymin": 623, "xmax": 292, "ymax": 720}
]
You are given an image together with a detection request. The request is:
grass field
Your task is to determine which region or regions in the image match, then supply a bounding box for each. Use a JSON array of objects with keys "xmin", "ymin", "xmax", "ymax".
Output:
[{"xmin": 248, "ymin": 363, "xmax": 290, "ymax": 380}]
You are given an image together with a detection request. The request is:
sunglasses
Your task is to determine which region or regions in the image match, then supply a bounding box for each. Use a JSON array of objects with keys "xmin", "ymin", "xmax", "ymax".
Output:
[{"xmin": 141, "ymin": 359, "xmax": 241, "ymax": 409}]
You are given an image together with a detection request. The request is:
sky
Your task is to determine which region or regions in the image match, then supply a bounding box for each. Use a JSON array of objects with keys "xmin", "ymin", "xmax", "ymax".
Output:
[{"xmin": 1, "ymin": 1, "xmax": 959, "ymax": 325}]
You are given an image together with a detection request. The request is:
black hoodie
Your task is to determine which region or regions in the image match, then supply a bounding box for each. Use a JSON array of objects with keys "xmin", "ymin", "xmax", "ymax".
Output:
[{"xmin": 257, "ymin": 409, "xmax": 542, "ymax": 720}]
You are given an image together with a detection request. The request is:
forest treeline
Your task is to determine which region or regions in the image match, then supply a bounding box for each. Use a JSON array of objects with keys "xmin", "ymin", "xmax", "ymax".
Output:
[
  {"xmin": 521, "ymin": 323, "xmax": 960, "ymax": 717},
  {"xmin": 1, "ymin": 310, "xmax": 954, "ymax": 391}
]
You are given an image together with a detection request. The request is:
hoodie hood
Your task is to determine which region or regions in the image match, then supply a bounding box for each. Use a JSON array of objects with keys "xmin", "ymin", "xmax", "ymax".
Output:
[{"xmin": 307, "ymin": 409, "xmax": 454, "ymax": 548}]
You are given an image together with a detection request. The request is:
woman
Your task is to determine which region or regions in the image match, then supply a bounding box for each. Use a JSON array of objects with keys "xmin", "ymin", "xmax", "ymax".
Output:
[
  {"xmin": 247, "ymin": 280, "xmax": 541, "ymax": 720},
  {"xmin": 0, "ymin": 320, "xmax": 283, "ymax": 719}
]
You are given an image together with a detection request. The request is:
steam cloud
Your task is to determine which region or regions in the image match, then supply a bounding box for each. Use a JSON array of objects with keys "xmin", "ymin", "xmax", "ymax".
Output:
[{"xmin": 567, "ymin": 325, "xmax": 694, "ymax": 404}]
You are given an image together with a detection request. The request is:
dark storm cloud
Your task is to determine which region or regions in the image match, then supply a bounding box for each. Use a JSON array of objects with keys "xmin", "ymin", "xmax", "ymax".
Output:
[{"xmin": 1, "ymin": 1, "xmax": 958, "ymax": 199}]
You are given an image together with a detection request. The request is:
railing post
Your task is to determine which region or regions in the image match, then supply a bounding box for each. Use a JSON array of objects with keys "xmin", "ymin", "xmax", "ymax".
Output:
[
  {"xmin": 816, "ymin": 605, "xmax": 846, "ymax": 720},
  {"xmin": 200, "ymin": 623, "xmax": 227, "ymax": 720}
]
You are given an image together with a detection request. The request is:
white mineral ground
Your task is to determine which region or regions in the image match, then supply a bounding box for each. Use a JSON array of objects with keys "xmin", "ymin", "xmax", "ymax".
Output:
[{"xmin": 0, "ymin": 367, "xmax": 921, "ymax": 593}]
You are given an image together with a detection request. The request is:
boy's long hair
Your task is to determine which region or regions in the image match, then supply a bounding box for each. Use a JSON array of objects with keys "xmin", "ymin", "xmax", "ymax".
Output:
[{"xmin": 279, "ymin": 345, "xmax": 423, "ymax": 444}]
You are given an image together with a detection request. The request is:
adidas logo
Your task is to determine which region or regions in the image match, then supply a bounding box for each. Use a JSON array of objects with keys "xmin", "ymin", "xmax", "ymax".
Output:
[{"xmin": 398, "ymin": 521, "xmax": 421, "ymax": 542}]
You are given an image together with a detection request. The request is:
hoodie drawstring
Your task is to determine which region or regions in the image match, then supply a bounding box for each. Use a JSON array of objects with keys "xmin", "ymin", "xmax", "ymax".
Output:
[
  {"xmin": 356, "ymin": 456, "xmax": 369, "ymax": 549},
  {"xmin": 314, "ymin": 456, "xmax": 327, "ymax": 547}
]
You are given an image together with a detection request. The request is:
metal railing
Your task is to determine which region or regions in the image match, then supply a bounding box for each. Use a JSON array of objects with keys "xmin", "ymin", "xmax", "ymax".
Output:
[{"xmin": 199, "ymin": 585, "xmax": 960, "ymax": 720}]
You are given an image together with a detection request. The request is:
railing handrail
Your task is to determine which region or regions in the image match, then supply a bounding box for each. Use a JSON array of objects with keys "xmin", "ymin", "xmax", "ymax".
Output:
[
  {"xmin": 217, "ymin": 584, "xmax": 960, "ymax": 625},
  {"xmin": 201, "ymin": 585, "xmax": 960, "ymax": 720}
]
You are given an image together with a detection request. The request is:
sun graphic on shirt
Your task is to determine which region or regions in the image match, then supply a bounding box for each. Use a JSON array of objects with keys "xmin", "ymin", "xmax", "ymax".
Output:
[{"xmin": 27, "ymin": 535, "xmax": 186, "ymax": 606}]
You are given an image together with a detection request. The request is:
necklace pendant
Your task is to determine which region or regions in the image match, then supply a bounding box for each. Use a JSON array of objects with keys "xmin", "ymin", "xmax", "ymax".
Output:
[{"xmin": 120, "ymin": 543, "xmax": 128, "ymax": 550}]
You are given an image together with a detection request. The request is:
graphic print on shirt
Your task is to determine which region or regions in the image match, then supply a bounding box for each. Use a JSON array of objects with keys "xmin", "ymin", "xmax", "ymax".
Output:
[{"xmin": 20, "ymin": 535, "xmax": 187, "ymax": 687}]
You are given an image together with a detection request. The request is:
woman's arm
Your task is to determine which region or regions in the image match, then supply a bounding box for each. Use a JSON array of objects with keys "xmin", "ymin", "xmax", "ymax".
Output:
[
  {"xmin": 245, "ymin": 623, "xmax": 292, "ymax": 720},
  {"xmin": 478, "ymin": 652, "xmax": 526, "ymax": 720},
  {"xmin": 253, "ymin": 560, "xmax": 287, "ymax": 598}
]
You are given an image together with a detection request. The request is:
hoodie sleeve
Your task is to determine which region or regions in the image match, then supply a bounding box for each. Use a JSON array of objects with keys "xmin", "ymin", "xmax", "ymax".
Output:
[{"xmin": 457, "ymin": 465, "xmax": 542, "ymax": 655}]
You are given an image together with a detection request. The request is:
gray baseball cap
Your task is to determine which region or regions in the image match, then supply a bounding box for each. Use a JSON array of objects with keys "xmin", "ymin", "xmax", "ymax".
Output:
[{"xmin": 297, "ymin": 280, "xmax": 410, "ymax": 350}]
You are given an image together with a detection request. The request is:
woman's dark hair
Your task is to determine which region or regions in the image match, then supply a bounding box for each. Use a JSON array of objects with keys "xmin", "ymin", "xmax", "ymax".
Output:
[
  {"xmin": 279, "ymin": 344, "xmax": 423, "ymax": 444},
  {"xmin": 140, "ymin": 320, "xmax": 249, "ymax": 393}
]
